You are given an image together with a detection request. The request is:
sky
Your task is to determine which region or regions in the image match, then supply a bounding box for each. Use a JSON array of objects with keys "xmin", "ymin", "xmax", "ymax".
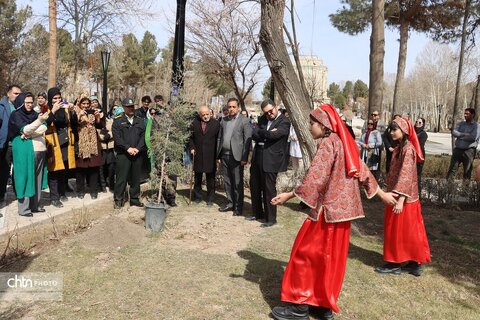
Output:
[{"xmin": 18, "ymin": 0, "xmax": 435, "ymax": 97}]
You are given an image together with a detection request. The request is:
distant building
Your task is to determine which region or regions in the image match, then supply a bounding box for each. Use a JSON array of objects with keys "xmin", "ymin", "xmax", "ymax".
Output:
[{"xmin": 299, "ymin": 55, "xmax": 329, "ymax": 105}]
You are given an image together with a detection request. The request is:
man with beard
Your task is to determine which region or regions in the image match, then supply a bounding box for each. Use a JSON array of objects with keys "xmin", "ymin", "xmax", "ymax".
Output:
[{"xmin": 247, "ymin": 99, "xmax": 290, "ymax": 227}]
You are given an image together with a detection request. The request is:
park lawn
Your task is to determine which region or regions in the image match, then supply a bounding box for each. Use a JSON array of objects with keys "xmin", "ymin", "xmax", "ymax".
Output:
[{"xmin": 0, "ymin": 189, "xmax": 478, "ymax": 320}]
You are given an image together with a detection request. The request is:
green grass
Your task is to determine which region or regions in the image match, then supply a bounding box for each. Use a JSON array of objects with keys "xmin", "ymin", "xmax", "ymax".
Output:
[{"xmin": 0, "ymin": 189, "xmax": 478, "ymax": 319}]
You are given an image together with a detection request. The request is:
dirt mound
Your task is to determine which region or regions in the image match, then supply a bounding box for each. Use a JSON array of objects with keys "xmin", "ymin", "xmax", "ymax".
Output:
[
  {"xmin": 73, "ymin": 214, "xmax": 148, "ymax": 250},
  {"xmin": 158, "ymin": 206, "xmax": 264, "ymax": 256}
]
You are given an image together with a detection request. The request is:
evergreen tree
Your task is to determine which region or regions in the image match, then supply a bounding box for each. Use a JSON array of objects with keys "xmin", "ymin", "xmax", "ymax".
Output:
[
  {"xmin": 0, "ymin": 1, "xmax": 30, "ymax": 90},
  {"xmin": 353, "ymin": 79, "xmax": 369, "ymax": 99},
  {"xmin": 330, "ymin": 0, "xmax": 463, "ymax": 115}
]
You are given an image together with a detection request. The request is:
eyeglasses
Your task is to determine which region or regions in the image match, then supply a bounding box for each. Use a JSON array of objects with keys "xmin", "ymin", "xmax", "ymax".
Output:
[
  {"xmin": 371, "ymin": 113, "xmax": 379, "ymax": 116},
  {"xmin": 416, "ymin": 121, "xmax": 423, "ymax": 125},
  {"xmin": 263, "ymin": 108, "xmax": 275, "ymax": 115}
]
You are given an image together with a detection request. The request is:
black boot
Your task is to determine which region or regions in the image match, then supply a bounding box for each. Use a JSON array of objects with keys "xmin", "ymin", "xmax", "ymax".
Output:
[
  {"xmin": 272, "ymin": 304, "xmax": 309, "ymax": 320},
  {"xmin": 401, "ymin": 261, "xmax": 422, "ymax": 277},
  {"xmin": 375, "ymin": 262, "xmax": 401, "ymax": 275},
  {"xmin": 309, "ymin": 306, "xmax": 334, "ymax": 320}
]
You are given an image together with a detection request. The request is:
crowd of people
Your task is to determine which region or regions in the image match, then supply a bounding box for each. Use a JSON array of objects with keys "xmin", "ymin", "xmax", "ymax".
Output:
[
  {"xmin": 1, "ymin": 82, "xmax": 478, "ymax": 319},
  {"xmin": 0, "ymin": 84, "xmax": 173, "ymax": 216}
]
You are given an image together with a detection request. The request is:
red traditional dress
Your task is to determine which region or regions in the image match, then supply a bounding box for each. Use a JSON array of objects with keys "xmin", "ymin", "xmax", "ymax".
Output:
[
  {"xmin": 281, "ymin": 105, "xmax": 379, "ymax": 313},
  {"xmin": 383, "ymin": 118, "xmax": 431, "ymax": 264}
]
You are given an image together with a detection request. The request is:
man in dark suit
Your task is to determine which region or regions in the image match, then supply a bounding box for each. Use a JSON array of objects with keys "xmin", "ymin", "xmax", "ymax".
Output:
[
  {"xmin": 248, "ymin": 99, "xmax": 290, "ymax": 227},
  {"xmin": 188, "ymin": 105, "xmax": 220, "ymax": 205},
  {"xmin": 112, "ymin": 97, "xmax": 146, "ymax": 209},
  {"xmin": 217, "ymin": 97, "xmax": 252, "ymax": 216}
]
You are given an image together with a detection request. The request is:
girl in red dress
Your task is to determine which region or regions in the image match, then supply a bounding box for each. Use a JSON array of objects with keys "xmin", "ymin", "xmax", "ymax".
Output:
[
  {"xmin": 270, "ymin": 105, "xmax": 397, "ymax": 320},
  {"xmin": 375, "ymin": 117, "xmax": 431, "ymax": 276}
]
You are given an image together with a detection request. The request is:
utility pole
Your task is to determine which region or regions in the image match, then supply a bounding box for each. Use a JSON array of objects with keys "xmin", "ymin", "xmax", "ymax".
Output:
[{"xmin": 171, "ymin": 0, "xmax": 187, "ymax": 100}]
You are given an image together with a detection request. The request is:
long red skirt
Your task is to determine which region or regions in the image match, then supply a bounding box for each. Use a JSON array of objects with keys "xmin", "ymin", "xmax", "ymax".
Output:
[
  {"xmin": 281, "ymin": 215, "xmax": 351, "ymax": 313},
  {"xmin": 384, "ymin": 200, "xmax": 431, "ymax": 263}
]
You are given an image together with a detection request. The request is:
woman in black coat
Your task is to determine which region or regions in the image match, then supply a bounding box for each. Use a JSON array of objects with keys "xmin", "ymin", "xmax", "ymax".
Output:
[{"xmin": 415, "ymin": 117, "xmax": 428, "ymax": 191}]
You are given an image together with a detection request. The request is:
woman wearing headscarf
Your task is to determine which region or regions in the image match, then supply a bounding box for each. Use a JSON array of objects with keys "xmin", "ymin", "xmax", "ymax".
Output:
[
  {"xmin": 375, "ymin": 117, "xmax": 431, "ymax": 277},
  {"xmin": 414, "ymin": 117, "xmax": 428, "ymax": 191},
  {"xmin": 357, "ymin": 119, "xmax": 383, "ymax": 179},
  {"xmin": 270, "ymin": 105, "xmax": 397, "ymax": 320},
  {"xmin": 44, "ymin": 87, "xmax": 77, "ymax": 208},
  {"xmin": 74, "ymin": 97, "xmax": 104, "ymax": 199},
  {"xmin": 8, "ymin": 92, "xmax": 49, "ymax": 216}
]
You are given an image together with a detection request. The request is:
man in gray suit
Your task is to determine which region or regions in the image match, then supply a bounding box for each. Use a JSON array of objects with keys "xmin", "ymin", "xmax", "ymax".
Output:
[{"xmin": 217, "ymin": 98, "xmax": 252, "ymax": 216}]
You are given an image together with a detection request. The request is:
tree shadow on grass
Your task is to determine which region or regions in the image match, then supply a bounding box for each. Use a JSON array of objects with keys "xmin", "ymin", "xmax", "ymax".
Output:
[
  {"xmin": 358, "ymin": 200, "xmax": 480, "ymax": 295},
  {"xmin": 0, "ymin": 304, "xmax": 32, "ymax": 320},
  {"xmin": 232, "ymin": 250, "xmax": 286, "ymax": 309},
  {"xmin": 348, "ymin": 243, "xmax": 383, "ymax": 268}
]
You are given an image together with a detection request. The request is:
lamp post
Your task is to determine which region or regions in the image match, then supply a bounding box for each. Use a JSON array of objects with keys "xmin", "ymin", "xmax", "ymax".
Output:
[
  {"xmin": 101, "ymin": 50, "xmax": 111, "ymax": 114},
  {"xmin": 171, "ymin": 0, "xmax": 187, "ymax": 99}
]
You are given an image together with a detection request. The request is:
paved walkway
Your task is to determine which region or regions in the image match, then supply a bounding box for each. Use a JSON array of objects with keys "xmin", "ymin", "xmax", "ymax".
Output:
[{"xmin": 0, "ymin": 184, "xmax": 114, "ymax": 237}]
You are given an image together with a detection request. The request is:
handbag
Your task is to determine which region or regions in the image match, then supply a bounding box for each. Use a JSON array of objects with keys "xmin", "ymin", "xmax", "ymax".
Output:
[
  {"xmin": 46, "ymin": 143, "xmax": 55, "ymax": 164},
  {"xmin": 57, "ymin": 127, "xmax": 69, "ymax": 147}
]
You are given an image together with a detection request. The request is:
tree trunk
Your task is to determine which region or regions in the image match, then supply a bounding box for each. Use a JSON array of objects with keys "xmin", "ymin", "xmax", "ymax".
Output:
[
  {"xmin": 368, "ymin": 0, "xmax": 385, "ymax": 118},
  {"xmin": 452, "ymin": 0, "xmax": 471, "ymax": 150},
  {"xmin": 392, "ymin": 20, "xmax": 409, "ymax": 117},
  {"xmin": 259, "ymin": 0, "xmax": 316, "ymax": 165},
  {"xmin": 474, "ymin": 75, "xmax": 480, "ymax": 122},
  {"xmin": 48, "ymin": 0, "xmax": 57, "ymax": 88}
]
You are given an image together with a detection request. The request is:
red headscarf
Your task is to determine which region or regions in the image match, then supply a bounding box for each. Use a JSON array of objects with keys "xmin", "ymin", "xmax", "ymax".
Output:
[
  {"xmin": 393, "ymin": 117, "xmax": 424, "ymax": 163},
  {"xmin": 310, "ymin": 104, "xmax": 360, "ymax": 176}
]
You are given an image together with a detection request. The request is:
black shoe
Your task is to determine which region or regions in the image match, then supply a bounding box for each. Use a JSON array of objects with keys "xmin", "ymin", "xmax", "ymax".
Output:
[
  {"xmin": 401, "ymin": 261, "xmax": 422, "ymax": 277},
  {"xmin": 114, "ymin": 201, "xmax": 123, "ymax": 209},
  {"xmin": 245, "ymin": 216, "xmax": 257, "ymax": 221},
  {"xmin": 193, "ymin": 199, "xmax": 202, "ymax": 204},
  {"xmin": 375, "ymin": 262, "xmax": 401, "ymax": 275},
  {"xmin": 19, "ymin": 212, "xmax": 34, "ymax": 217},
  {"xmin": 130, "ymin": 200, "xmax": 145, "ymax": 207},
  {"xmin": 77, "ymin": 194, "xmax": 84, "ymax": 199},
  {"xmin": 261, "ymin": 222, "xmax": 276, "ymax": 228},
  {"xmin": 91, "ymin": 193, "xmax": 98, "ymax": 200},
  {"xmin": 32, "ymin": 207, "xmax": 46, "ymax": 213},
  {"xmin": 167, "ymin": 201, "xmax": 177, "ymax": 207},
  {"xmin": 101, "ymin": 187, "xmax": 107, "ymax": 193},
  {"xmin": 51, "ymin": 200, "xmax": 64, "ymax": 208},
  {"xmin": 233, "ymin": 210, "xmax": 242, "ymax": 216},
  {"xmin": 60, "ymin": 195, "xmax": 68, "ymax": 202},
  {"xmin": 309, "ymin": 306, "xmax": 334, "ymax": 320},
  {"xmin": 206, "ymin": 201, "xmax": 213, "ymax": 206},
  {"xmin": 218, "ymin": 205, "xmax": 234, "ymax": 212},
  {"xmin": 272, "ymin": 304, "xmax": 309, "ymax": 320}
]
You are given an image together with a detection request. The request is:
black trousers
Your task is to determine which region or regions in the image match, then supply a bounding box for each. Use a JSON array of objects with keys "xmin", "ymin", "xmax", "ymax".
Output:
[
  {"xmin": 114, "ymin": 153, "xmax": 142, "ymax": 202},
  {"xmin": 48, "ymin": 161, "xmax": 70, "ymax": 201},
  {"xmin": 221, "ymin": 153, "xmax": 244, "ymax": 212},
  {"xmin": 250, "ymin": 148, "xmax": 278, "ymax": 223},
  {"xmin": 447, "ymin": 147, "xmax": 476, "ymax": 180},
  {"xmin": 76, "ymin": 167, "xmax": 99, "ymax": 195},
  {"xmin": 193, "ymin": 171, "xmax": 215, "ymax": 203}
]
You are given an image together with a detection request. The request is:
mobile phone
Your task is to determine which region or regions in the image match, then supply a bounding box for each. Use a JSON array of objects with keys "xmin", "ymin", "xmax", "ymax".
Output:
[{"xmin": 62, "ymin": 101, "xmax": 69, "ymax": 108}]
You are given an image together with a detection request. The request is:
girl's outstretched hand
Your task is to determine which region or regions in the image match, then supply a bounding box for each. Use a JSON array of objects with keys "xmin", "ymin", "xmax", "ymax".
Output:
[{"xmin": 271, "ymin": 191, "xmax": 294, "ymax": 205}]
